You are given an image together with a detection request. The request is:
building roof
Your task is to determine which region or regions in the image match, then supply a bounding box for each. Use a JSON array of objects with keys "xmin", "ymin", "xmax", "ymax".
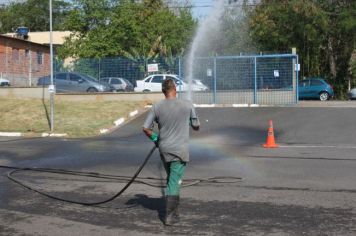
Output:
[
  {"xmin": 0, "ymin": 34, "xmax": 50, "ymax": 48},
  {"xmin": 3, "ymin": 31, "xmax": 71, "ymax": 45}
]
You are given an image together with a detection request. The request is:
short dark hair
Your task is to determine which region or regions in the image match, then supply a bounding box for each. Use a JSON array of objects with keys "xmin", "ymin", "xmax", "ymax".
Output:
[{"xmin": 162, "ymin": 79, "xmax": 176, "ymax": 94}]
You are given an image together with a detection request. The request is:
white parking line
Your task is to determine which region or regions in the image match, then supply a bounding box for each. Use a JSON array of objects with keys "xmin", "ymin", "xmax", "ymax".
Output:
[{"xmin": 279, "ymin": 145, "xmax": 356, "ymax": 149}]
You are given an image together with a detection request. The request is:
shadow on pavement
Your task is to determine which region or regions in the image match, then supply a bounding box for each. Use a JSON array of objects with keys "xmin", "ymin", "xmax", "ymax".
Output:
[{"xmin": 126, "ymin": 194, "xmax": 165, "ymax": 224}]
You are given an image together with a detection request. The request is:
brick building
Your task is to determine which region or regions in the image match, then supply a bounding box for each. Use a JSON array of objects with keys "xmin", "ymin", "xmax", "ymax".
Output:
[{"xmin": 0, "ymin": 35, "xmax": 50, "ymax": 86}]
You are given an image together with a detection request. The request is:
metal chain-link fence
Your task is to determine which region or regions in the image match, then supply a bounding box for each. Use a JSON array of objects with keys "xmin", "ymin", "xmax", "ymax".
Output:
[
  {"xmin": 1, "ymin": 53, "xmax": 298, "ymax": 104},
  {"xmin": 181, "ymin": 54, "xmax": 298, "ymax": 104}
]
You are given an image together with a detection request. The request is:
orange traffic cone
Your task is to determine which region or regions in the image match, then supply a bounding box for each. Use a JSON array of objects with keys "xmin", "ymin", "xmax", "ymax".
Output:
[{"xmin": 263, "ymin": 120, "xmax": 279, "ymax": 148}]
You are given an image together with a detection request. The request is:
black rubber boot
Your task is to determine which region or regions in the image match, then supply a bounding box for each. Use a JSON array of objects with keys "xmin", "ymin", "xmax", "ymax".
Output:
[{"xmin": 164, "ymin": 195, "xmax": 180, "ymax": 226}]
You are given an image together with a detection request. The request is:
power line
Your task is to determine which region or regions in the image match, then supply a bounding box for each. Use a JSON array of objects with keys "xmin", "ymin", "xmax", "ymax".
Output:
[{"xmin": 168, "ymin": 4, "xmax": 261, "ymax": 8}]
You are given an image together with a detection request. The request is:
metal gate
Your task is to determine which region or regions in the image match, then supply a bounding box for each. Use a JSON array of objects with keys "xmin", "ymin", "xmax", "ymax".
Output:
[{"xmin": 180, "ymin": 54, "xmax": 299, "ymax": 105}]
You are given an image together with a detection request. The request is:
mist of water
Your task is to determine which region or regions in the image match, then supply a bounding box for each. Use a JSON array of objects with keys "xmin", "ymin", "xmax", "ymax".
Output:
[
  {"xmin": 185, "ymin": 0, "xmax": 226, "ymax": 100},
  {"xmin": 184, "ymin": 0, "xmax": 258, "ymax": 101}
]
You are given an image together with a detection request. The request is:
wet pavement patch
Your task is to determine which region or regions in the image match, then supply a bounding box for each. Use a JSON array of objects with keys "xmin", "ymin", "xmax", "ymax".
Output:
[{"xmin": 1, "ymin": 191, "xmax": 355, "ymax": 236}]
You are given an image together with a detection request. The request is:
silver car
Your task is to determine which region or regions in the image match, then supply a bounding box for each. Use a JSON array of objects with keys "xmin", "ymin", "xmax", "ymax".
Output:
[
  {"xmin": 100, "ymin": 77, "xmax": 134, "ymax": 92},
  {"xmin": 37, "ymin": 72, "xmax": 112, "ymax": 93}
]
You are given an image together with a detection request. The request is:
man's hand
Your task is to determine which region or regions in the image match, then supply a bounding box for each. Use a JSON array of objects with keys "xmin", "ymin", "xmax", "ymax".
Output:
[
  {"xmin": 190, "ymin": 118, "xmax": 200, "ymax": 131},
  {"xmin": 143, "ymin": 128, "xmax": 159, "ymax": 147},
  {"xmin": 150, "ymin": 132, "xmax": 159, "ymax": 147}
]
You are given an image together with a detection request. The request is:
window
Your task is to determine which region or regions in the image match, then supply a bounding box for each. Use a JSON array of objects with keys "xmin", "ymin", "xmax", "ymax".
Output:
[
  {"xmin": 310, "ymin": 80, "xmax": 323, "ymax": 86},
  {"xmin": 167, "ymin": 76, "xmax": 182, "ymax": 85},
  {"xmin": 12, "ymin": 48, "xmax": 19, "ymax": 61},
  {"xmin": 55, "ymin": 73, "xmax": 67, "ymax": 80},
  {"xmin": 101, "ymin": 78, "xmax": 109, "ymax": 83},
  {"xmin": 111, "ymin": 78, "xmax": 122, "ymax": 84},
  {"xmin": 144, "ymin": 76, "xmax": 152, "ymax": 82},
  {"xmin": 151, "ymin": 76, "xmax": 164, "ymax": 83},
  {"xmin": 70, "ymin": 74, "xmax": 82, "ymax": 82},
  {"xmin": 299, "ymin": 80, "xmax": 309, "ymax": 87},
  {"xmin": 37, "ymin": 51, "xmax": 43, "ymax": 65},
  {"xmin": 123, "ymin": 79, "xmax": 133, "ymax": 86}
]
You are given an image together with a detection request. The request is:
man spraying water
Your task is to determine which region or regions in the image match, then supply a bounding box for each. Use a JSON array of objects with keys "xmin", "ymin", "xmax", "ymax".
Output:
[{"xmin": 143, "ymin": 79, "xmax": 200, "ymax": 226}]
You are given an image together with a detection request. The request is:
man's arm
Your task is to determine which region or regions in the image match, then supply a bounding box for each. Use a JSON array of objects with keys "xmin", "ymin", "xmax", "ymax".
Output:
[{"xmin": 143, "ymin": 107, "xmax": 159, "ymax": 144}]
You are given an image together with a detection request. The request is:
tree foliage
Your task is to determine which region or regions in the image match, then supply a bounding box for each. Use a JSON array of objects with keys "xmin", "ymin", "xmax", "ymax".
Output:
[
  {"xmin": 57, "ymin": 0, "xmax": 196, "ymax": 59},
  {"xmin": 0, "ymin": 0, "xmax": 70, "ymax": 33},
  {"xmin": 249, "ymin": 0, "xmax": 356, "ymax": 98}
]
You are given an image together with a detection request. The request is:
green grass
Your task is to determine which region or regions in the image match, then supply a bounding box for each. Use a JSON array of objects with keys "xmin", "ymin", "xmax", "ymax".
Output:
[{"xmin": 0, "ymin": 98, "xmax": 144, "ymax": 137}]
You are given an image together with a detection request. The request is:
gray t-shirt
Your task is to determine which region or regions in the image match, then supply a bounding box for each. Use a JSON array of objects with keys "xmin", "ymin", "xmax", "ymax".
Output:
[{"xmin": 143, "ymin": 98, "xmax": 199, "ymax": 162}]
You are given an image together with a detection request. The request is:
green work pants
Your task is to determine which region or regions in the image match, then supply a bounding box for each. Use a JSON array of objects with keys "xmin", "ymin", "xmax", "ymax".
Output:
[{"xmin": 163, "ymin": 161, "xmax": 186, "ymax": 196}]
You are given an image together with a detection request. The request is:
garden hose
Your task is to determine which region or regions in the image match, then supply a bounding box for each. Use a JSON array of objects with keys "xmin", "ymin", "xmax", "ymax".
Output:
[{"xmin": 0, "ymin": 145, "xmax": 242, "ymax": 206}]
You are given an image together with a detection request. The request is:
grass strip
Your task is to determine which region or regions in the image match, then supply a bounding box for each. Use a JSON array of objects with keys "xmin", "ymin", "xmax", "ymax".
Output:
[{"xmin": 0, "ymin": 98, "xmax": 144, "ymax": 137}]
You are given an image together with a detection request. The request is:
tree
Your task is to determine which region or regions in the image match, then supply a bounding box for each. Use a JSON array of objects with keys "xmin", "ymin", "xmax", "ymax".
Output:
[
  {"xmin": 317, "ymin": 0, "xmax": 356, "ymax": 97},
  {"xmin": 249, "ymin": 0, "xmax": 355, "ymax": 98},
  {"xmin": 249, "ymin": 0, "xmax": 328, "ymax": 75},
  {"xmin": 0, "ymin": 0, "xmax": 70, "ymax": 33},
  {"xmin": 57, "ymin": 0, "xmax": 119, "ymax": 58},
  {"xmin": 57, "ymin": 0, "xmax": 196, "ymax": 59}
]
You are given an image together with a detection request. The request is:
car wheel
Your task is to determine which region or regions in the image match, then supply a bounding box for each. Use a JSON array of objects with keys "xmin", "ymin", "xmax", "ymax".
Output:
[
  {"xmin": 143, "ymin": 89, "xmax": 151, "ymax": 92},
  {"xmin": 87, "ymin": 87, "xmax": 98, "ymax": 92},
  {"xmin": 319, "ymin": 92, "xmax": 329, "ymax": 101}
]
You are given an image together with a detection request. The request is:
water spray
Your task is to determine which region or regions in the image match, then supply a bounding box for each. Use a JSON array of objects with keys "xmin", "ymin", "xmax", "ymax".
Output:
[{"xmin": 185, "ymin": 0, "xmax": 225, "ymax": 101}]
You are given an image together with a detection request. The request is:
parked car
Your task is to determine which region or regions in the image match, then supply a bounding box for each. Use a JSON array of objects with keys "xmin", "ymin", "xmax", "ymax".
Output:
[
  {"xmin": 190, "ymin": 79, "xmax": 209, "ymax": 91},
  {"xmin": 298, "ymin": 78, "xmax": 334, "ymax": 101},
  {"xmin": 100, "ymin": 77, "xmax": 134, "ymax": 92},
  {"xmin": 0, "ymin": 78, "xmax": 10, "ymax": 87},
  {"xmin": 134, "ymin": 74, "xmax": 209, "ymax": 92},
  {"xmin": 37, "ymin": 72, "xmax": 112, "ymax": 93},
  {"xmin": 347, "ymin": 88, "xmax": 356, "ymax": 100}
]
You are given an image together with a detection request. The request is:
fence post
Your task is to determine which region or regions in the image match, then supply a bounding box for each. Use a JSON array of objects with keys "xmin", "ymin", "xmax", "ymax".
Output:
[
  {"xmin": 296, "ymin": 55, "xmax": 299, "ymax": 103},
  {"xmin": 28, "ymin": 50, "xmax": 32, "ymax": 86},
  {"xmin": 178, "ymin": 57, "xmax": 182, "ymax": 78},
  {"xmin": 292, "ymin": 48, "xmax": 298, "ymax": 103},
  {"xmin": 178, "ymin": 57, "xmax": 182, "ymax": 99},
  {"xmin": 98, "ymin": 58, "xmax": 101, "ymax": 81},
  {"xmin": 213, "ymin": 57, "xmax": 217, "ymax": 104},
  {"xmin": 254, "ymin": 56, "xmax": 257, "ymax": 104}
]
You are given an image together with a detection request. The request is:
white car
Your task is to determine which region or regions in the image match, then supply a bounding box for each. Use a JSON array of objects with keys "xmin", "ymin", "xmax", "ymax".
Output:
[
  {"xmin": 134, "ymin": 74, "xmax": 209, "ymax": 92},
  {"xmin": 0, "ymin": 78, "xmax": 10, "ymax": 86}
]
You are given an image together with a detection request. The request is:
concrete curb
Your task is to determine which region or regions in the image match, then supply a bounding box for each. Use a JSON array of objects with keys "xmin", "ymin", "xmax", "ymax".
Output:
[
  {"xmin": 0, "ymin": 131, "xmax": 68, "ymax": 137},
  {"xmin": 0, "ymin": 132, "xmax": 22, "ymax": 137},
  {"xmin": 113, "ymin": 118, "xmax": 125, "ymax": 126},
  {"xmin": 129, "ymin": 110, "xmax": 138, "ymax": 117},
  {"xmin": 99, "ymin": 109, "xmax": 142, "ymax": 135},
  {"xmin": 194, "ymin": 104, "xmax": 277, "ymax": 108},
  {"xmin": 41, "ymin": 133, "xmax": 68, "ymax": 137},
  {"xmin": 0, "ymin": 108, "xmax": 144, "ymax": 137}
]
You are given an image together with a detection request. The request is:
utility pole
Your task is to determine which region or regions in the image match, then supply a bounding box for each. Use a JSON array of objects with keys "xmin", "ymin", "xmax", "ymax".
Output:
[{"xmin": 49, "ymin": 0, "xmax": 55, "ymax": 132}]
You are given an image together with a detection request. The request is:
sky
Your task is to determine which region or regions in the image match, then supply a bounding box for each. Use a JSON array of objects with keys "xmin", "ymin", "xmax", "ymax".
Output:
[{"xmin": 191, "ymin": 0, "xmax": 214, "ymax": 18}]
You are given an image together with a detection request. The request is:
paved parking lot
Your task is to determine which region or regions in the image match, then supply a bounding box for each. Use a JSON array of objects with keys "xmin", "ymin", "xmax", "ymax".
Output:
[{"xmin": 0, "ymin": 102, "xmax": 356, "ymax": 235}]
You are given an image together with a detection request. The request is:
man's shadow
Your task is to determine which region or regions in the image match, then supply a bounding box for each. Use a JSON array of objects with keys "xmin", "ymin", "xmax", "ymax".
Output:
[{"xmin": 126, "ymin": 194, "xmax": 165, "ymax": 223}]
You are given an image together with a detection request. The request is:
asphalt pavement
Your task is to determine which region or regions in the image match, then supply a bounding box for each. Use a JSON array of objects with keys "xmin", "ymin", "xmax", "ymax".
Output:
[{"xmin": 0, "ymin": 104, "xmax": 356, "ymax": 235}]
